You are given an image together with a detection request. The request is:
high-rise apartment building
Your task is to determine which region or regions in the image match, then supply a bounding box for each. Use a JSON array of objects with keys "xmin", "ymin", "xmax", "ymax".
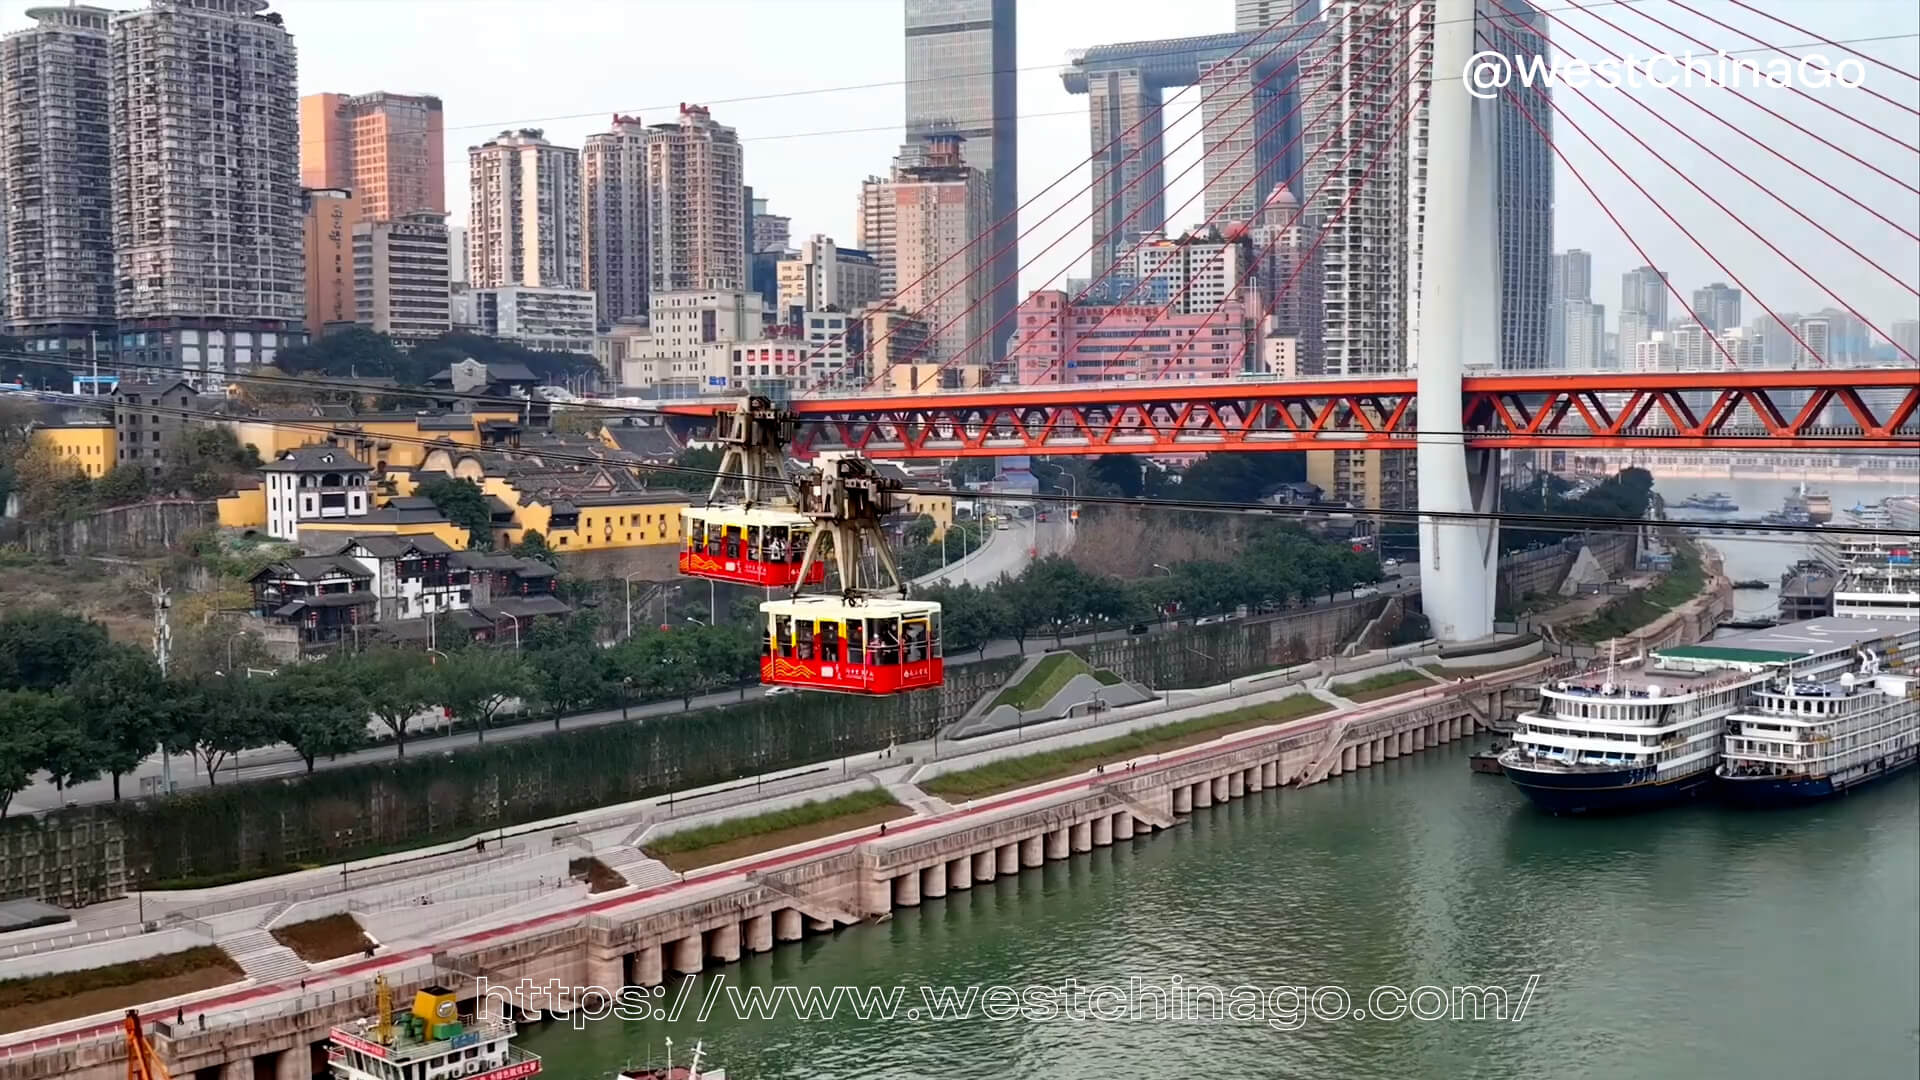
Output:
[
  {"xmin": 1009, "ymin": 289, "xmax": 1249, "ymax": 384},
  {"xmin": 858, "ymin": 173, "xmax": 900, "ymax": 296},
  {"xmin": 581, "ymin": 115, "xmax": 650, "ymax": 325},
  {"xmin": 905, "ymin": 0, "xmax": 1015, "ymax": 367},
  {"xmin": 303, "ymin": 187, "xmax": 359, "ymax": 337},
  {"xmin": 299, "ymin": 91, "xmax": 445, "ymax": 222},
  {"xmin": 867, "ymin": 134, "xmax": 991, "ymax": 371},
  {"xmin": 472, "ymin": 286, "xmax": 596, "ymax": 353},
  {"xmin": 1133, "ymin": 228, "xmax": 1251, "ymax": 317},
  {"xmin": 1197, "ymin": 55, "xmax": 1291, "ymax": 228},
  {"xmin": 1690, "ymin": 281, "xmax": 1742, "ymax": 335},
  {"xmin": 775, "ymin": 235, "xmax": 881, "ymax": 322},
  {"xmin": 1, "ymin": 4, "xmax": 116, "ymax": 355},
  {"xmin": 1235, "ymin": 0, "xmax": 1320, "ymax": 29},
  {"xmin": 110, "ymin": 0, "xmax": 304, "ymax": 380},
  {"xmin": 1549, "ymin": 249, "xmax": 1599, "ymax": 369},
  {"xmin": 352, "ymin": 211, "xmax": 451, "ymax": 343},
  {"xmin": 1250, "ymin": 186, "xmax": 1322, "ymax": 372},
  {"xmin": 1492, "ymin": 3, "xmax": 1554, "ymax": 371},
  {"xmin": 447, "ymin": 225, "xmax": 468, "ymax": 286},
  {"xmin": 644, "ymin": 104, "xmax": 745, "ymax": 295},
  {"xmin": 1892, "ymin": 319, "xmax": 1920, "ymax": 361},
  {"xmin": 1618, "ymin": 264, "xmax": 1669, "ymax": 366},
  {"xmin": 468, "ymin": 128, "xmax": 582, "ymax": 290},
  {"xmin": 750, "ymin": 197, "xmax": 790, "ymax": 255}
]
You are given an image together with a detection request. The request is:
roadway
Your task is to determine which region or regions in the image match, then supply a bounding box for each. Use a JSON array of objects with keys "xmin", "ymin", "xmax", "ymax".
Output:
[{"xmin": 14, "ymin": 555, "xmax": 1414, "ymax": 813}]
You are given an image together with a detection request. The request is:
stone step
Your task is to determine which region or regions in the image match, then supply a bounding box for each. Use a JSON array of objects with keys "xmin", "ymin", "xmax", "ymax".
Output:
[{"xmin": 235, "ymin": 945, "xmax": 308, "ymax": 982}]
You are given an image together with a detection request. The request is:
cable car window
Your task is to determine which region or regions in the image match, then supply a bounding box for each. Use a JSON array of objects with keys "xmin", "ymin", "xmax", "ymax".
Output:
[
  {"xmin": 788, "ymin": 528, "xmax": 806, "ymax": 563},
  {"xmin": 848, "ymin": 620, "xmax": 865, "ymax": 665},
  {"xmin": 686, "ymin": 519, "xmax": 702, "ymax": 552},
  {"xmin": 725, "ymin": 525, "xmax": 742, "ymax": 558},
  {"xmin": 930, "ymin": 611, "xmax": 943, "ymax": 659},
  {"xmin": 766, "ymin": 527, "xmax": 788, "ymax": 563},
  {"xmin": 873, "ymin": 618, "xmax": 899, "ymax": 666},
  {"xmin": 775, "ymin": 615, "xmax": 794, "ymax": 657},
  {"xmin": 797, "ymin": 621, "xmax": 816, "ymax": 660},
  {"xmin": 904, "ymin": 619, "xmax": 928, "ymax": 663},
  {"xmin": 821, "ymin": 621, "xmax": 841, "ymax": 664},
  {"xmin": 706, "ymin": 525, "xmax": 723, "ymax": 557},
  {"xmin": 747, "ymin": 525, "xmax": 762, "ymax": 561}
]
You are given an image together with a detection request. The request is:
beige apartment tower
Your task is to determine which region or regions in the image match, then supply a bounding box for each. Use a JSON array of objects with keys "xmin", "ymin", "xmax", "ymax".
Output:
[
  {"xmin": 1, "ymin": 5, "xmax": 117, "ymax": 352},
  {"xmin": 303, "ymin": 187, "xmax": 358, "ymax": 337},
  {"xmin": 581, "ymin": 115, "xmax": 649, "ymax": 325},
  {"xmin": 468, "ymin": 128, "xmax": 582, "ymax": 290},
  {"xmin": 867, "ymin": 134, "xmax": 991, "ymax": 370},
  {"xmin": 300, "ymin": 90, "xmax": 446, "ymax": 222},
  {"xmin": 644, "ymin": 104, "xmax": 744, "ymax": 294},
  {"xmin": 353, "ymin": 212, "xmax": 452, "ymax": 343},
  {"xmin": 110, "ymin": 0, "xmax": 305, "ymax": 380}
]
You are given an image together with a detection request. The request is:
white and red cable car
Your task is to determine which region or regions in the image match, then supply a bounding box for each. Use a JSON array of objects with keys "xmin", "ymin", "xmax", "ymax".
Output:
[{"xmin": 677, "ymin": 397, "xmax": 826, "ymax": 588}]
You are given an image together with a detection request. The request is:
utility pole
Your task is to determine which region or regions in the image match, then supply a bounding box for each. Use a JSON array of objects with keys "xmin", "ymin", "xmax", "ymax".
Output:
[{"xmin": 150, "ymin": 583, "xmax": 173, "ymax": 793}]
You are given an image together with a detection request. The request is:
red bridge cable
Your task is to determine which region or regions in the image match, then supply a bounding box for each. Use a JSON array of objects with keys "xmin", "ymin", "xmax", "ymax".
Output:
[
  {"xmin": 796, "ymin": 16, "xmax": 1315, "ymax": 389},
  {"xmin": 839, "ymin": 9, "xmax": 1360, "ymax": 393},
  {"xmin": 1502, "ymin": 0, "xmax": 1920, "ymax": 297},
  {"xmin": 1559, "ymin": 0, "xmax": 1919, "ymax": 196},
  {"xmin": 1656, "ymin": 0, "xmax": 1920, "ymax": 124},
  {"xmin": 1479, "ymin": 12, "xmax": 1914, "ymax": 365},
  {"xmin": 1014, "ymin": 5, "xmax": 1426, "ymax": 389},
  {"xmin": 1512, "ymin": 0, "xmax": 1919, "ymax": 241},
  {"xmin": 1721, "ymin": 0, "xmax": 1920, "ymax": 85},
  {"xmin": 1141, "ymin": 45, "xmax": 1435, "ymax": 382}
]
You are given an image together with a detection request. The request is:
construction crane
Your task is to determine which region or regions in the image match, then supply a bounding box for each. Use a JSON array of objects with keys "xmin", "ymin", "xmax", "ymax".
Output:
[{"xmin": 124, "ymin": 1009, "xmax": 173, "ymax": 1080}]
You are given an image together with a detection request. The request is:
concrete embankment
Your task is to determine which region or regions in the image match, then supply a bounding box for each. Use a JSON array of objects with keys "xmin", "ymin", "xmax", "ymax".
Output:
[{"xmin": 1, "ymin": 661, "xmax": 1560, "ymax": 1080}]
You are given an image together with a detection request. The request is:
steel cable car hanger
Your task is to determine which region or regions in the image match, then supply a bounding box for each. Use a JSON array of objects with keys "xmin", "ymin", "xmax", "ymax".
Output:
[{"xmin": 678, "ymin": 396, "xmax": 826, "ymax": 589}]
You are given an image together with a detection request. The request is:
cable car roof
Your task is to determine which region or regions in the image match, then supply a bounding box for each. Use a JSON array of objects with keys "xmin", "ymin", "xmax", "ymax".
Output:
[
  {"xmin": 760, "ymin": 596, "xmax": 940, "ymax": 618},
  {"xmin": 683, "ymin": 505, "xmax": 813, "ymax": 527}
]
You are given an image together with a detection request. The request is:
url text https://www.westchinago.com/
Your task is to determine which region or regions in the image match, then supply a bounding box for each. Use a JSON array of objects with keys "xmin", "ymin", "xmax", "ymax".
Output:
[{"xmin": 476, "ymin": 974, "xmax": 1540, "ymax": 1031}]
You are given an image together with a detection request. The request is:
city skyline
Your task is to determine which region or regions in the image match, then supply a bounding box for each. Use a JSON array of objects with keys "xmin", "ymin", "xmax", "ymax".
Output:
[{"xmin": 0, "ymin": 0, "xmax": 1913, "ymax": 344}]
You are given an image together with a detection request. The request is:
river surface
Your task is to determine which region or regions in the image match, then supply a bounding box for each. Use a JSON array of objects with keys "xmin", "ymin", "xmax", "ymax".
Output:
[
  {"xmin": 519, "ymin": 474, "xmax": 1919, "ymax": 1078},
  {"xmin": 518, "ymin": 742, "xmax": 1919, "ymax": 1080}
]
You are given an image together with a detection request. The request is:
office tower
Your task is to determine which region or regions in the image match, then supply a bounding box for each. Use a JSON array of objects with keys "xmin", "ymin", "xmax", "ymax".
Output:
[
  {"xmin": 303, "ymin": 188, "xmax": 359, "ymax": 337},
  {"xmin": 1892, "ymin": 319, "xmax": 1920, "ymax": 360},
  {"xmin": 1632, "ymin": 330, "xmax": 1674, "ymax": 373},
  {"xmin": 866, "ymin": 134, "xmax": 990, "ymax": 370},
  {"xmin": 447, "ymin": 225, "xmax": 469, "ymax": 286},
  {"xmin": 1690, "ymin": 281, "xmax": 1741, "ymax": 335},
  {"xmin": 1197, "ymin": 55, "xmax": 1291, "ymax": 228},
  {"xmin": 644, "ymin": 104, "xmax": 744, "ymax": 294},
  {"xmin": 1, "ymin": 4, "xmax": 116, "ymax": 354},
  {"xmin": 581, "ymin": 115, "xmax": 649, "ymax": 325},
  {"xmin": 110, "ymin": 0, "xmax": 304, "ymax": 380},
  {"xmin": 1492, "ymin": 1, "xmax": 1553, "ymax": 371},
  {"xmin": 1794, "ymin": 315, "xmax": 1831, "ymax": 367},
  {"xmin": 750, "ymin": 197, "xmax": 790, "ymax": 254},
  {"xmin": 1618, "ymin": 264, "xmax": 1669, "ymax": 364},
  {"xmin": 468, "ymin": 128, "xmax": 581, "ymax": 290},
  {"xmin": 1009, "ymin": 289, "xmax": 1249, "ymax": 384},
  {"xmin": 352, "ymin": 211, "xmax": 451, "ymax": 343},
  {"xmin": 1549, "ymin": 249, "xmax": 1597, "ymax": 369},
  {"xmin": 1133, "ymin": 228, "xmax": 1250, "ymax": 316},
  {"xmin": 1251, "ymin": 185, "xmax": 1322, "ymax": 373},
  {"xmin": 776, "ymin": 235, "xmax": 881, "ymax": 322},
  {"xmin": 905, "ymin": 0, "xmax": 1015, "ymax": 366},
  {"xmin": 299, "ymin": 91, "xmax": 445, "ymax": 221}
]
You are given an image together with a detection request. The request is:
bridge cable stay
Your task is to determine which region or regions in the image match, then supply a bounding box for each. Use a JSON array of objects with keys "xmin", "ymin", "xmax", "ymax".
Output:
[
  {"xmin": 1719, "ymin": 0, "xmax": 1920, "ymax": 84},
  {"xmin": 822, "ymin": 13, "xmax": 1336, "ymax": 394},
  {"xmin": 1500, "ymin": 3, "xmax": 1915, "ymax": 295},
  {"xmin": 857, "ymin": 1, "xmax": 1422, "ymax": 396},
  {"xmin": 785, "ymin": 15, "xmax": 1314, "ymax": 391},
  {"xmin": 1476, "ymin": 6, "xmax": 1917, "ymax": 368},
  {"xmin": 1542, "ymin": 0, "xmax": 1919, "ymax": 240},
  {"xmin": 840, "ymin": 7, "xmax": 1351, "ymax": 395},
  {"xmin": 1629, "ymin": 0, "xmax": 1919, "ymax": 154}
]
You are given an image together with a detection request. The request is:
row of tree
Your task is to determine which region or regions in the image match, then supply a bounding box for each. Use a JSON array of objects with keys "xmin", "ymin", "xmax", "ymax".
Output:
[
  {"xmin": 270, "ymin": 328, "xmax": 599, "ymax": 388},
  {"xmin": 0, "ymin": 402, "xmax": 261, "ymax": 523}
]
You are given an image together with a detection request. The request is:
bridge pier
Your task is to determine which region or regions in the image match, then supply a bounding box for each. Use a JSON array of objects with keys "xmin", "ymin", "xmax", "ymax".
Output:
[
  {"xmin": 922, "ymin": 861, "xmax": 947, "ymax": 899},
  {"xmin": 671, "ymin": 934, "xmax": 702, "ymax": 975},
  {"xmin": 1193, "ymin": 781, "xmax": 1213, "ymax": 809},
  {"xmin": 1020, "ymin": 836, "xmax": 1044, "ymax": 867},
  {"xmin": 1046, "ymin": 828, "xmax": 1070, "ymax": 861},
  {"xmin": 746, "ymin": 914, "xmax": 774, "ymax": 954},
  {"xmin": 894, "ymin": 871, "xmax": 922, "ymax": 907},
  {"xmin": 1114, "ymin": 813, "xmax": 1136, "ymax": 841},
  {"xmin": 1092, "ymin": 815, "xmax": 1113, "ymax": 846},
  {"xmin": 1071, "ymin": 821, "xmax": 1093, "ymax": 853},
  {"xmin": 948, "ymin": 856, "xmax": 973, "ymax": 889},
  {"xmin": 710, "ymin": 922, "xmax": 741, "ymax": 964},
  {"xmin": 273, "ymin": 1049, "xmax": 305, "ymax": 1080},
  {"xmin": 775, "ymin": 909, "xmax": 804, "ymax": 943},
  {"xmin": 1173, "ymin": 786, "xmax": 1193, "ymax": 814}
]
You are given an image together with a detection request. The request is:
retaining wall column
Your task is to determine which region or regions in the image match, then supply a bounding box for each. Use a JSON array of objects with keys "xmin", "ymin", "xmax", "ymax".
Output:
[
  {"xmin": 671, "ymin": 935, "xmax": 702, "ymax": 975},
  {"xmin": 710, "ymin": 922, "xmax": 741, "ymax": 964},
  {"xmin": 922, "ymin": 861, "xmax": 948, "ymax": 899},
  {"xmin": 861, "ymin": 875, "xmax": 893, "ymax": 917},
  {"xmin": 635, "ymin": 944, "xmax": 664, "ymax": 987},
  {"xmin": 273, "ymin": 1048, "xmax": 306, "ymax": 1080},
  {"xmin": 1193, "ymin": 781, "xmax": 1213, "ymax": 809},
  {"xmin": 1247, "ymin": 766, "xmax": 1263, "ymax": 793},
  {"xmin": 1262, "ymin": 761, "xmax": 1278, "ymax": 786},
  {"xmin": 1114, "ymin": 814, "xmax": 1136, "ymax": 841},
  {"xmin": 894, "ymin": 871, "xmax": 922, "ymax": 907},
  {"xmin": 1046, "ymin": 828, "xmax": 1070, "ymax": 860},
  {"xmin": 1173, "ymin": 785, "xmax": 1193, "ymax": 814},
  {"xmin": 1020, "ymin": 836, "xmax": 1044, "ymax": 868},
  {"xmin": 1356, "ymin": 742, "xmax": 1371, "ymax": 768},
  {"xmin": 1092, "ymin": 815, "xmax": 1113, "ymax": 846},
  {"xmin": 745, "ymin": 914, "xmax": 773, "ymax": 954},
  {"xmin": 1399, "ymin": 731, "xmax": 1413, "ymax": 755},
  {"xmin": 1212, "ymin": 776, "xmax": 1230, "ymax": 802},
  {"xmin": 979, "ymin": 848, "xmax": 1003, "ymax": 881},
  {"xmin": 1071, "ymin": 821, "xmax": 1093, "ymax": 853},
  {"xmin": 775, "ymin": 910, "xmax": 804, "ymax": 943},
  {"xmin": 585, "ymin": 949, "xmax": 623, "ymax": 992},
  {"xmin": 1340, "ymin": 746, "xmax": 1357, "ymax": 772},
  {"xmin": 948, "ymin": 856, "xmax": 972, "ymax": 890},
  {"xmin": 1228, "ymin": 772, "xmax": 1246, "ymax": 798}
]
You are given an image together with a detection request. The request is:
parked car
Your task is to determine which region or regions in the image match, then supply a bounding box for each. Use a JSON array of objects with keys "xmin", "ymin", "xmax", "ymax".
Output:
[
  {"xmin": 1128, "ymin": 622, "xmax": 1151, "ymax": 636},
  {"xmin": 1352, "ymin": 587, "xmax": 1379, "ymax": 599}
]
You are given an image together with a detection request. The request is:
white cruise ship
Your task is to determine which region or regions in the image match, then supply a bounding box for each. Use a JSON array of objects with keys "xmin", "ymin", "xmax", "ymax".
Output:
[
  {"xmin": 1501, "ymin": 618, "xmax": 1917, "ymax": 814},
  {"xmin": 1717, "ymin": 645, "xmax": 1920, "ymax": 806}
]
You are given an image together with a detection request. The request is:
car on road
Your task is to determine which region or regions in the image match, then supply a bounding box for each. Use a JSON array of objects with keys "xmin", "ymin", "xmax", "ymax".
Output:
[
  {"xmin": 1383, "ymin": 557, "xmax": 1399, "ymax": 568},
  {"xmin": 1128, "ymin": 622, "xmax": 1150, "ymax": 636},
  {"xmin": 1352, "ymin": 586, "xmax": 1379, "ymax": 599},
  {"xmin": 764, "ymin": 685, "xmax": 799, "ymax": 697},
  {"xmin": 996, "ymin": 522, "xmax": 1010, "ymax": 531}
]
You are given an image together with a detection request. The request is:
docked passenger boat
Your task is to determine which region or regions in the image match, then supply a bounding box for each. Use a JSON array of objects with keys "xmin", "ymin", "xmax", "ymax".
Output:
[
  {"xmin": 1718, "ymin": 655, "xmax": 1920, "ymax": 807},
  {"xmin": 620, "ymin": 1040, "xmax": 726, "ymax": 1078},
  {"xmin": 329, "ymin": 980, "xmax": 540, "ymax": 1080},
  {"xmin": 1679, "ymin": 491, "xmax": 1739, "ymax": 513},
  {"xmin": 1501, "ymin": 618, "xmax": 1920, "ymax": 814}
]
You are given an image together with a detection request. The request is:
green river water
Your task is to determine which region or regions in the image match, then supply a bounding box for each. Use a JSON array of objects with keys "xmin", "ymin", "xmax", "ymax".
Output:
[{"xmin": 518, "ymin": 740, "xmax": 1920, "ymax": 1079}]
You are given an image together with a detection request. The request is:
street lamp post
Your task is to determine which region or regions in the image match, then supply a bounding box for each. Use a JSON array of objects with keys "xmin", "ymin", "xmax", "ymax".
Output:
[
  {"xmin": 622, "ymin": 571, "xmax": 646, "ymax": 641},
  {"xmin": 224, "ymin": 631, "xmax": 246, "ymax": 674},
  {"xmin": 498, "ymin": 614, "xmax": 520, "ymax": 649}
]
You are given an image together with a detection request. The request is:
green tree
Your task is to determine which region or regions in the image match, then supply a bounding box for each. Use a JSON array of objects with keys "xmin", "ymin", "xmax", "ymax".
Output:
[
  {"xmin": 0, "ymin": 691, "xmax": 50, "ymax": 818},
  {"xmin": 160, "ymin": 426, "xmax": 261, "ymax": 498},
  {"xmin": 356, "ymin": 650, "xmax": 435, "ymax": 757},
  {"xmin": 510, "ymin": 528, "xmax": 559, "ymax": 566},
  {"xmin": 529, "ymin": 644, "xmax": 608, "ymax": 730},
  {"xmin": 36, "ymin": 694, "xmax": 99, "ymax": 796},
  {"xmin": 270, "ymin": 662, "xmax": 368, "ymax": 772},
  {"xmin": 417, "ymin": 476, "xmax": 494, "ymax": 549},
  {"xmin": 166, "ymin": 677, "xmax": 274, "ymax": 786},
  {"xmin": 65, "ymin": 647, "xmax": 169, "ymax": 801},
  {"xmin": 94, "ymin": 463, "xmax": 152, "ymax": 506},
  {"xmin": 274, "ymin": 327, "xmax": 417, "ymax": 382},
  {"xmin": 7, "ymin": 441, "xmax": 93, "ymax": 520},
  {"xmin": 432, "ymin": 649, "xmax": 526, "ymax": 742},
  {"xmin": 0, "ymin": 609, "xmax": 112, "ymax": 692}
]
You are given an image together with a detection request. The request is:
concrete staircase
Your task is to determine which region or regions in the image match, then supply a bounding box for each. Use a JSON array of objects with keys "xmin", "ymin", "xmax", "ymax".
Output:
[
  {"xmin": 1292, "ymin": 716, "xmax": 1355, "ymax": 788},
  {"xmin": 595, "ymin": 847, "xmax": 678, "ymax": 890},
  {"xmin": 252, "ymin": 899, "xmax": 294, "ymax": 930},
  {"xmin": 222, "ymin": 928, "xmax": 308, "ymax": 983}
]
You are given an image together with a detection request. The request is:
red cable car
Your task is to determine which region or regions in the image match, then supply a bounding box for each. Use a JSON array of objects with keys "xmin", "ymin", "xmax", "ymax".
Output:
[
  {"xmin": 758, "ymin": 456, "xmax": 942, "ymax": 696},
  {"xmin": 677, "ymin": 397, "xmax": 824, "ymax": 588}
]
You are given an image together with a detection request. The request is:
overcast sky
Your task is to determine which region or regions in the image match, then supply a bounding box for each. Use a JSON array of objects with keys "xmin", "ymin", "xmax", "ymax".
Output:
[{"xmin": 6, "ymin": 0, "xmax": 1917, "ymax": 339}]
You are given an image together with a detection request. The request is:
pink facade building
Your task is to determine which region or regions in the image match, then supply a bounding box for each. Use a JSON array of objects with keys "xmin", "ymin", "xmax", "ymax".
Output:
[{"xmin": 1009, "ymin": 290, "xmax": 1249, "ymax": 384}]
